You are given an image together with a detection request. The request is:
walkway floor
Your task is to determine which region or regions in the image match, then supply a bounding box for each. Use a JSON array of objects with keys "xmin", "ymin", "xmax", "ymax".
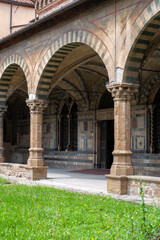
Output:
[{"xmin": 0, "ymin": 168, "xmax": 160, "ymax": 206}]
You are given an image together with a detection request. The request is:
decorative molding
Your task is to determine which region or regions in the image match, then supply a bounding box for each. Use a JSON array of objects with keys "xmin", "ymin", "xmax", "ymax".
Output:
[
  {"xmin": 26, "ymin": 99, "xmax": 48, "ymax": 114},
  {"xmin": 106, "ymin": 84, "xmax": 139, "ymax": 101}
]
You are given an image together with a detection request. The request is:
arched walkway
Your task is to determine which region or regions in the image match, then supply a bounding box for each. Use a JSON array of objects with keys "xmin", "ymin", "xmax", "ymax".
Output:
[
  {"xmin": 35, "ymin": 30, "xmax": 114, "ymax": 99},
  {"xmin": 0, "ymin": 64, "xmax": 30, "ymax": 164},
  {"xmin": 36, "ymin": 42, "xmax": 111, "ymax": 169}
]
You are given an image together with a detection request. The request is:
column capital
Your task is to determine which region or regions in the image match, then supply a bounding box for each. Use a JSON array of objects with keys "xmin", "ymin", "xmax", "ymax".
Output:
[
  {"xmin": 106, "ymin": 83, "xmax": 139, "ymax": 101},
  {"xmin": 0, "ymin": 105, "xmax": 7, "ymax": 116},
  {"xmin": 26, "ymin": 99, "xmax": 48, "ymax": 114}
]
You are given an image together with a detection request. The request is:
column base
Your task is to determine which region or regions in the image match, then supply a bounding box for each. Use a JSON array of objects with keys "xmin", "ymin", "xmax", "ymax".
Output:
[
  {"xmin": 106, "ymin": 175, "xmax": 128, "ymax": 195},
  {"xmin": 27, "ymin": 148, "xmax": 45, "ymax": 167},
  {"xmin": 25, "ymin": 166, "xmax": 48, "ymax": 180},
  {"xmin": 27, "ymin": 158, "xmax": 45, "ymax": 167},
  {"xmin": 111, "ymin": 150, "xmax": 134, "ymax": 175}
]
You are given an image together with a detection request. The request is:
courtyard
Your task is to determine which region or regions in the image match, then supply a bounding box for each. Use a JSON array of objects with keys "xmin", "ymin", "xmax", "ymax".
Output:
[{"xmin": 0, "ymin": 173, "xmax": 160, "ymax": 240}]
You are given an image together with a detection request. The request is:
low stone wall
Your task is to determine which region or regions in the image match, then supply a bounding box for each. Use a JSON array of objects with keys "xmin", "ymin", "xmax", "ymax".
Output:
[
  {"xmin": 0, "ymin": 163, "xmax": 48, "ymax": 180},
  {"xmin": 128, "ymin": 176, "xmax": 160, "ymax": 199},
  {"xmin": 0, "ymin": 163, "xmax": 27, "ymax": 178},
  {"xmin": 106, "ymin": 174, "xmax": 160, "ymax": 199}
]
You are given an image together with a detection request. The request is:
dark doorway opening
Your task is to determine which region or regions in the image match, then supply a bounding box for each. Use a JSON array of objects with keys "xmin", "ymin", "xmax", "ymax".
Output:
[
  {"xmin": 61, "ymin": 104, "xmax": 69, "ymax": 151},
  {"xmin": 70, "ymin": 102, "xmax": 78, "ymax": 151},
  {"xmin": 100, "ymin": 120, "xmax": 114, "ymax": 169}
]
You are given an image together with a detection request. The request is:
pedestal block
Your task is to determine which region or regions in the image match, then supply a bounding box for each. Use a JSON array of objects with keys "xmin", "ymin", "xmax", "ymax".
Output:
[
  {"xmin": 25, "ymin": 166, "xmax": 48, "ymax": 180},
  {"xmin": 106, "ymin": 175, "xmax": 128, "ymax": 195}
]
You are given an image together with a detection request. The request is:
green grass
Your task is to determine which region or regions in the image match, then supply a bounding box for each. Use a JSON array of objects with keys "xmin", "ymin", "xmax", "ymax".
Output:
[
  {"xmin": 0, "ymin": 177, "xmax": 10, "ymax": 185},
  {"xmin": 0, "ymin": 180, "xmax": 160, "ymax": 240}
]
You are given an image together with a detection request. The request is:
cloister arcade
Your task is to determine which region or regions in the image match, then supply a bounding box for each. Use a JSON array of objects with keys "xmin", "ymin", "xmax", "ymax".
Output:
[{"xmin": 0, "ymin": 0, "xmax": 160, "ymax": 195}]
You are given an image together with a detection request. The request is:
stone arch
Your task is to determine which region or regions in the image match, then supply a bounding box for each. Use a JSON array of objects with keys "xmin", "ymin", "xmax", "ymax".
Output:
[
  {"xmin": 0, "ymin": 54, "xmax": 30, "ymax": 104},
  {"xmin": 0, "ymin": 54, "xmax": 31, "ymax": 82},
  {"xmin": 123, "ymin": 2, "xmax": 160, "ymax": 84},
  {"xmin": 35, "ymin": 30, "xmax": 112, "ymax": 100}
]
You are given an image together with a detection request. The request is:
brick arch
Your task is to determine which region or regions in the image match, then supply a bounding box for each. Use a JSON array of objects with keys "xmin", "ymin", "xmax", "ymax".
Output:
[
  {"xmin": 0, "ymin": 54, "xmax": 30, "ymax": 104},
  {"xmin": 35, "ymin": 30, "xmax": 112, "ymax": 99},
  {"xmin": 123, "ymin": 1, "xmax": 160, "ymax": 84}
]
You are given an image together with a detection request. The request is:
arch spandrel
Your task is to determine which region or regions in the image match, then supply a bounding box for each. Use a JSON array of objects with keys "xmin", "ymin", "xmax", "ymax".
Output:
[{"xmin": 35, "ymin": 30, "xmax": 114, "ymax": 99}]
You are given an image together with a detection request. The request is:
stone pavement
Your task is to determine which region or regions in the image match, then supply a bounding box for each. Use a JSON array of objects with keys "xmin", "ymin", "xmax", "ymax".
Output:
[{"xmin": 0, "ymin": 168, "xmax": 160, "ymax": 207}]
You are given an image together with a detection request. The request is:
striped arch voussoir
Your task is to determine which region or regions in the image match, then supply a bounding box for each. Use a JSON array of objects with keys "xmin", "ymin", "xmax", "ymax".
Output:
[
  {"xmin": 36, "ymin": 30, "xmax": 110, "ymax": 100},
  {"xmin": 123, "ymin": 0, "xmax": 160, "ymax": 84},
  {"xmin": 0, "ymin": 54, "xmax": 30, "ymax": 104}
]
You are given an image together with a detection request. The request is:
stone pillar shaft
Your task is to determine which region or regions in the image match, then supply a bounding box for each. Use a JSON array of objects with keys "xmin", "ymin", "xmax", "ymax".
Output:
[
  {"xmin": 0, "ymin": 106, "xmax": 7, "ymax": 163},
  {"xmin": 26, "ymin": 99, "xmax": 48, "ymax": 167},
  {"xmin": 107, "ymin": 84, "xmax": 139, "ymax": 176}
]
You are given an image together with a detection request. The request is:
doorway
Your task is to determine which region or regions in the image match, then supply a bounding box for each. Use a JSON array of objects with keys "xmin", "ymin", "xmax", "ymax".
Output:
[{"xmin": 100, "ymin": 120, "xmax": 114, "ymax": 169}]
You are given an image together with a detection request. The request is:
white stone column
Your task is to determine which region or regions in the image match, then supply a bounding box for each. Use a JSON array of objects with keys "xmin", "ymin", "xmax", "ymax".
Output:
[
  {"xmin": 26, "ymin": 99, "xmax": 48, "ymax": 167},
  {"xmin": 0, "ymin": 105, "xmax": 7, "ymax": 163}
]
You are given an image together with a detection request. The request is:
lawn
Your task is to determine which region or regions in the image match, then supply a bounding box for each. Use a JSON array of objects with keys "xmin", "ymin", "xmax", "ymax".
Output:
[{"xmin": 0, "ymin": 177, "xmax": 160, "ymax": 240}]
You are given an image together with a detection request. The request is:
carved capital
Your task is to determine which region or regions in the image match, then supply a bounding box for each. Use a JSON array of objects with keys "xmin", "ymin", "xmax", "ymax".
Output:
[
  {"xmin": 26, "ymin": 99, "xmax": 48, "ymax": 114},
  {"xmin": 106, "ymin": 84, "xmax": 139, "ymax": 101},
  {"xmin": 0, "ymin": 105, "xmax": 7, "ymax": 117}
]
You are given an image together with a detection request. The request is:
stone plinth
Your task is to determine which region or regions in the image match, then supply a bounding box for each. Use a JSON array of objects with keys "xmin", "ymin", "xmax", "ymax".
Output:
[
  {"xmin": 106, "ymin": 175, "xmax": 128, "ymax": 195},
  {"xmin": 25, "ymin": 166, "xmax": 48, "ymax": 180}
]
